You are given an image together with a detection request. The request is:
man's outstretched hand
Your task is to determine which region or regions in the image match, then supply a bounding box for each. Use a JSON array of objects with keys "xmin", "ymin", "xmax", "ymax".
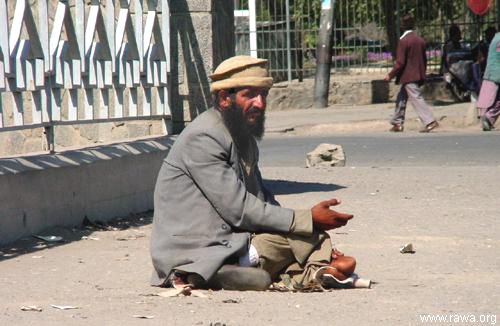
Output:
[{"xmin": 311, "ymin": 199, "xmax": 353, "ymax": 230}]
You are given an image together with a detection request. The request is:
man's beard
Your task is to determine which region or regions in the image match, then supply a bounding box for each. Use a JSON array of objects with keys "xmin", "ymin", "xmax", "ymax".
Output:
[{"xmin": 221, "ymin": 102, "xmax": 265, "ymax": 154}]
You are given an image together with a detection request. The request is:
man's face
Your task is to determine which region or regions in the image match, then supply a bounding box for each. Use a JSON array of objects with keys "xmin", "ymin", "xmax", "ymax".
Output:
[
  {"xmin": 219, "ymin": 87, "xmax": 269, "ymax": 140},
  {"xmin": 233, "ymin": 87, "xmax": 268, "ymax": 126}
]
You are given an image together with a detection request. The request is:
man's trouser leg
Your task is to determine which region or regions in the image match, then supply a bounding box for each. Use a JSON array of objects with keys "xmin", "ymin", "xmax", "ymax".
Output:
[
  {"xmin": 485, "ymin": 90, "xmax": 500, "ymax": 126},
  {"xmin": 251, "ymin": 231, "xmax": 332, "ymax": 287},
  {"xmin": 405, "ymin": 83, "xmax": 435, "ymax": 126},
  {"xmin": 390, "ymin": 85, "xmax": 408, "ymax": 125},
  {"xmin": 478, "ymin": 80, "xmax": 500, "ymax": 126}
]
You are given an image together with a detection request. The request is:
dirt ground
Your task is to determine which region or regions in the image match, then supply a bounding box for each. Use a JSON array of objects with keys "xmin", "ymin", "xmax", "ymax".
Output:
[{"xmin": 1, "ymin": 162, "xmax": 499, "ymax": 325}]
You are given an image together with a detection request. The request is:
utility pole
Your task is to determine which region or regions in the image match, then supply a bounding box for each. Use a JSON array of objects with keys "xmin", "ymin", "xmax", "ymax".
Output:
[
  {"xmin": 497, "ymin": 0, "xmax": 500, "ymax": 31},
  {"xmin": 313, "ymin": 0, "xmax": 335, "ymax": 108}
]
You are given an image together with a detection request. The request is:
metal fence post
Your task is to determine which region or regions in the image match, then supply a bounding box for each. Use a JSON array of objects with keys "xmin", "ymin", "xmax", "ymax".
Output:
[
  {"xmin": 249, "ymin": 0, "xmax": 257, "ymax": 58},
  {"xmin": 396, "ymin": 0, "xmax": 400, "ymax": 39},
  {"xmin": 285, "ymin": 0, "xmax": 292, "ymax": 82},
  {"xmin": 43, "ymin": 122, "xmax": 55, "ymax": 153},
  {"xmin": 497, "ymin": 0, "xmax": 500, "ymax": 30},
  {"xmin": 313, "ymin": 0, "xmax": 335, "ymax": 108}
]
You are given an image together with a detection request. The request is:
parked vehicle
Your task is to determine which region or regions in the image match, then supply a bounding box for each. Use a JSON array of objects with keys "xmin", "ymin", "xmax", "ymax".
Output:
[{"xmin": 445, "ymin": 49, "xmax": 474, "ymax": 102}]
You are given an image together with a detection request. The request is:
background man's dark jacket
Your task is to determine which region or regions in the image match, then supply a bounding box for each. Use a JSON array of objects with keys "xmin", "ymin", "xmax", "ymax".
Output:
[{"xmin": 388, "ymin": 31, "xmax": 427, "ymax": 85}]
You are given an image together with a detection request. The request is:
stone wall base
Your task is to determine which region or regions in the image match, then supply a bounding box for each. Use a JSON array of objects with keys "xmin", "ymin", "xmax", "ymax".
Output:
[
  {"xmin": 268, "ymin": 76, "xmax": 454, "ymax": 110},
  {"xmin": 0, "ymin": 137, "xmax": 174, "ymax": 245},
  {"xmin": 0, "ymin": 120, "xmax": 166, "ymax": 158}
]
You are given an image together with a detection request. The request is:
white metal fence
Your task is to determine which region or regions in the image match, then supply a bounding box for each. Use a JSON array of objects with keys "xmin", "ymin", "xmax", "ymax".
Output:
[
  {"xmin": 235, "ymin": 0, "xmax": 500, "ymax": 82},
  {"xmin": 0, "ymin": 0, "xmax": 170, "ymax": 152}
]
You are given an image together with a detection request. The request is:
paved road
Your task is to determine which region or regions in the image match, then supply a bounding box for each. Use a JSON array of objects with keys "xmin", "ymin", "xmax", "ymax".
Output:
[
  {"xmin": 2, "ymin": 131, "xmax": 499, "ymax": 325},
  {"xmin": 260, "ymin": 132, "xmax": 500, "ymax": 167}
]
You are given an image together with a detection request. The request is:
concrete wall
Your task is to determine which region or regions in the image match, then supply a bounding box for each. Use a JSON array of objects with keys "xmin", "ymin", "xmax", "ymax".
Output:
[
  {"xmin": 169, "ymin": 0, "xmax": 234, "ymax": 132},
  {"xmin": 0, "ymin": 0, "xmax": 235, "ymax": 156},
  {"xmin": 267, "ymin": 77, "xmax": 453, "ymax": 111},
  {"xmin": 0, "ymin": 0, "xmax": 235, "ymax": 244},
  {"xmin": 0, "ymin": 0, "xmax": 172, "ymax": 157},
  {"xmin": 0, "ymin": 136, "xmax": 174, "ymax": 245}
]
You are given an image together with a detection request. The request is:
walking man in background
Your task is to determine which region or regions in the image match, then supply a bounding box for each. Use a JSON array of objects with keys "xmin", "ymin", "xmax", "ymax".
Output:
[
  {"xmin": 477, "ymin": 31, "xmax": 500, "ymax": 131},
  {"xmin": 384, "ymin": 14, "xmax": 439, "ymax": 133}
]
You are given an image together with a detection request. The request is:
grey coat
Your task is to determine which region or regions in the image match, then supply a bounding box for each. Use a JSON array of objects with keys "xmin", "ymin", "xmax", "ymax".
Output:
[{"xmin": 150, "ymin": 108, "xmax": 294, "ymax": 285}]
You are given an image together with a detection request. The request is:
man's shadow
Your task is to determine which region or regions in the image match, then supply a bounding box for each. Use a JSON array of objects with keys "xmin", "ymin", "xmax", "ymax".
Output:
[{"xmin": 263, "ymin": 179, "xmax": 346, "ymax": 195}]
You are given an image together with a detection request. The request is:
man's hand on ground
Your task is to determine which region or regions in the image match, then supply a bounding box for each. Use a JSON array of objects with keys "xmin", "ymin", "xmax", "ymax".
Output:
[{"xmin": 311, "ymin": 199, "xmax": 353, "ymax": 231}]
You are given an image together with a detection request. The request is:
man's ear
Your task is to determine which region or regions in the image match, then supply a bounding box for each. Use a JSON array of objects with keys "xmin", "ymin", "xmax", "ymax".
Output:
[{"xmin": 217, "ymin": 90, "xmax": 232, "ymax": 111}]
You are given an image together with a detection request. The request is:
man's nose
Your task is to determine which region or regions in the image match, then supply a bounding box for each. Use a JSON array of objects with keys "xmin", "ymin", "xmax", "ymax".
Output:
[{"xmin": 253, "ymin": 94, "xmax": 265, "ymax": 110}]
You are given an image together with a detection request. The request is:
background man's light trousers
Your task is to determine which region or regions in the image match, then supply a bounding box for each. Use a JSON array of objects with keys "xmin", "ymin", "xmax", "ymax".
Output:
[{"xmin": 391, "ymin": 82, "xmax": 435, "ymax": 126}]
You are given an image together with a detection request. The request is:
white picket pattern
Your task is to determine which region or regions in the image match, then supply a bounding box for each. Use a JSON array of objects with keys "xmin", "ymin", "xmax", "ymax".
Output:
[{"xmin": 0, "ymin": 0, "xmax": 170, "ymax": 132}]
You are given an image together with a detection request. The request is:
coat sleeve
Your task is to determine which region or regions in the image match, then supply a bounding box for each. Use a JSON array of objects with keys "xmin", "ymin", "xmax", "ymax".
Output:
[
  {"xmin": 181, "ymin": 130, "xmax": 294, "ymax": 233},
  {"xmin": 388, "ymin": 40, "xmax": 407, "ymax": 80},
  {"xmin": 254, "ymin": 165, "xmax": 281, "ymax": 206}
]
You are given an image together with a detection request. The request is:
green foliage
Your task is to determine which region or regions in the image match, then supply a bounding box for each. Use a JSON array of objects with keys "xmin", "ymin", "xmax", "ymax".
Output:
[
  {"xmin": 293, "ymin": 0, "xmax": 321, "ymax": 22},
  {"xmin": 293, "ymin": 0, "xmax": 321, "ymax": 48},
  {"xmin": 254, "ymin": 0, "xmax": 322, "ymax": 49},
  {"xmin": 250, "ymin": 0, "xmax": 497, "ymax": 53}
]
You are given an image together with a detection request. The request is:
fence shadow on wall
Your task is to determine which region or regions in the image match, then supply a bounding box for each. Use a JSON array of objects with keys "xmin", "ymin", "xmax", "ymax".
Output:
[
  {"xmin": 169, "ymin": 0, "xmax": 212, "ymax": 131},
  {"xmin": 0, "ymin": 137, "xmax": 175, "ymax": 175}
]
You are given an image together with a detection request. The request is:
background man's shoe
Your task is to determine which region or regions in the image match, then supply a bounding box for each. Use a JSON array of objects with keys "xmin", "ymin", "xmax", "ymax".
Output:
[
  {"xmin": 482, "ymin": 117, "xmax": 492, "ymax": 131},
  {"xmin": 389, "ymin": 124, "xmax": 404, "ymax": 132},
  {"xmin": 420, "ymin": 121, "xmax": 439, "ymax": 133},
  {"xmin": 203, "ymin": 265, "xmax": 271, "ymax": 291}
]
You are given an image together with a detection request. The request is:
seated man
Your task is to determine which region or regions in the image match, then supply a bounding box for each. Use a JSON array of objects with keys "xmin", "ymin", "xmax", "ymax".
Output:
[{"xmin": 150, "ymin": 55, "xmax": 356, "ymax": 291}]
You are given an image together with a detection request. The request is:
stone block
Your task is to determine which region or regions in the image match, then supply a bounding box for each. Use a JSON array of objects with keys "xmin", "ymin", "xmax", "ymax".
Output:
[
  {"xmin": 23, "ymin": 138, "xmax": 43, "ymax": 154},
  {"xmin": 168, "ymin": 1, "xmax": 233, "ymax": 127},
  {"xmin": 150, "ymin": 120, "xmax": 165, "ymax": 135},
  {"xmin": 55, "ymin": 125, "xmax": 81, "ymax": 147},
  {"xmin": 0, "ymin": 131, "xmax": 26, "ymax": 157},
  {"xmin": 79, "ymin": 124, "xmax": 100, "ymax": 142},
  {"xmin": 170, "ymin": 0, "xmax": 212, "ymax": 13},
  {"xmin": 95, "ymin": 123, "xmax": 114, "ymax": 142},
  {"xmin": 171, "ymin": 13, "xmax": 215, "ymax": 82},
  {"xmin": 111, "ymin": 122, "xmax": 129, "ymax": 140},
  {"xmin": 306, "ymin": 143, "xmax": 346, "ymax": 168},
  {"xmin": 127, "ymin": 123, "xmax": 151, "ymax": 138},
  {"xmin": 330, "ymin": 81, "xmax": 372, "ymax": 105}
]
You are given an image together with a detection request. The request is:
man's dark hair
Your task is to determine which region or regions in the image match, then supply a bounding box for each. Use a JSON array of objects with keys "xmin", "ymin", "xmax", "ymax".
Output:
[
  {"xmin": 485, "ymin": 26, "xmax": 497, "ymax": 43},
  {"xmin": 400, "ymin": 14, "xmax": 415, "ymax": 32},
  {"xmin": 449, "ymin": 24, "xmax": 461, "ymax": 40}
]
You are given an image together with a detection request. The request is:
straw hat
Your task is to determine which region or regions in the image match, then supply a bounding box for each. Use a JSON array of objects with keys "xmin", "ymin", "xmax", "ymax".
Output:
[{"xmin": 210, "ymin": 55, "xmax": 273, "ymax": 92}]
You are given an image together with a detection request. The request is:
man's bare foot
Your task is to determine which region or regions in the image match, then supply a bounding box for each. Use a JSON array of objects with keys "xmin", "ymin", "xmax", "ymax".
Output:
[{"xmin": 327, "ymin": 251, "xmax": 356, "ymax": 280}]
